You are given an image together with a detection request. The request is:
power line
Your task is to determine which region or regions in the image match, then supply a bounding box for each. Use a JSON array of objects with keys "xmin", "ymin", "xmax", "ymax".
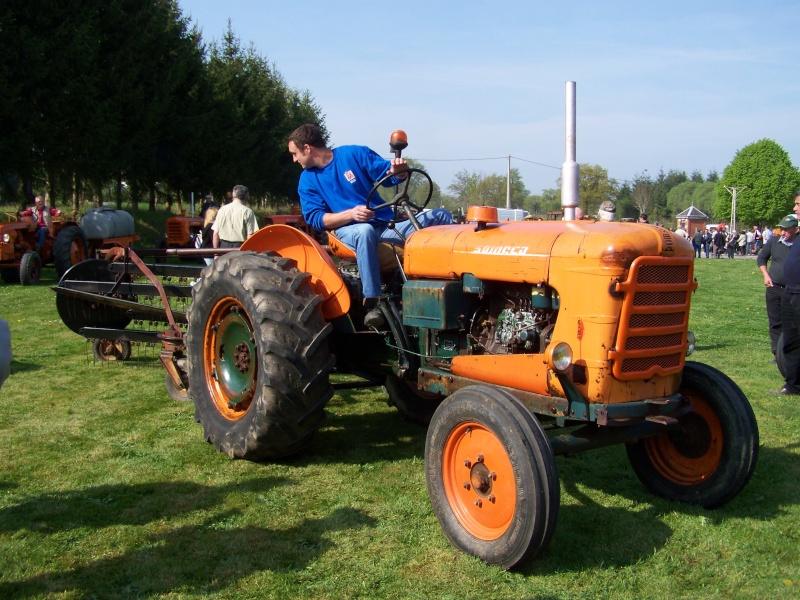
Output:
[{"xmin": 414, "ymin": 155, "xmax": 560, "ymax": 170}]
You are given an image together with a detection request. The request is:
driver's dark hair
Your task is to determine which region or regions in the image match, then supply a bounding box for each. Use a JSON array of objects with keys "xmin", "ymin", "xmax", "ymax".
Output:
[{"xmin": 288, "ymin": 124, "xmax": 327, "ymax": 149}]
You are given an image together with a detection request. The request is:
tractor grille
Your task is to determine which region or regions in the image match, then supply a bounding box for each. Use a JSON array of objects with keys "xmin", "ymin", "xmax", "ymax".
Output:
[{"xmin": 608, "ymin": 257, "xmax": 696, "ymax": 381}]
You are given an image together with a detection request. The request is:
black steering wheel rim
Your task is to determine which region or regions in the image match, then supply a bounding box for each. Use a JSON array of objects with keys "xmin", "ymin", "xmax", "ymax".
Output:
[{"xmin": 365, "ymin": 167, "xmax": 433, "ymax": 225}]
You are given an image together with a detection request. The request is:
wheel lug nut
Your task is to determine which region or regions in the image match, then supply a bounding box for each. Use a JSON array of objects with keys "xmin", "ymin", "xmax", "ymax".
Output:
[
  {"xmin": 476, "ymin": 454, "xmax": 484, "ymax": 463},
  {"xmin": 463, "ymin": 460, "xmax": 471, "ymax": 468},
  {"xmin": 488, "ymin": 494, "xmax": 496, "ymax": 503},
  {"xmin": 462, "ymin": 482, "xmax": 470, "ymax": 490},
  {"xmin": 489, "ymin": 471, "xmax": 496, "ymax": 480},
  {"xmin": 474, "ymin": 499, "xmax": 482, "ymax": 508}
]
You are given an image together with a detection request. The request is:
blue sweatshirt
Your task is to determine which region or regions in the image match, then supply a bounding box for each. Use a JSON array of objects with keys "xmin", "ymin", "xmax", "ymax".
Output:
[{"xmin": 298, "ymin": 145, "xmax": 402, "ymax": 231}]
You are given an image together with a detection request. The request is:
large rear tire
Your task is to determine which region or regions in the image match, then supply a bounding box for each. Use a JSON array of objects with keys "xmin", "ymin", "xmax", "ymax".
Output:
[
  {"xmin": 625, "ymin": 361, "xmax": 758, "ymax": 508},
  {"xmin": 20, "ymin": 251, "xmax": 41, "ymax": 285},
  {"xmin": 186, "ymin": 251, "xmax": 335, "ymax": 460},
  {"xmin": 54, "ymin": 226, "xmax": 88, "ymax": 277},
  {"xmin": 425, "ymin": 385, "xmax": 559, "ymax": 569}
]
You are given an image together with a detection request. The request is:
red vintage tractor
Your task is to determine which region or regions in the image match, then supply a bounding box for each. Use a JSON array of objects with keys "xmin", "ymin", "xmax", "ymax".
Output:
[{"xmin": 0, "ymin": 208, "xmax": 138, "ymax": 285}]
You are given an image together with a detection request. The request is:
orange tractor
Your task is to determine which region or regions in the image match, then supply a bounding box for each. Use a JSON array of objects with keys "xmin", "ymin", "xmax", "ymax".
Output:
[{"xmin": 53, "ymin": 104, "xmax": 757, "ymax": 569}]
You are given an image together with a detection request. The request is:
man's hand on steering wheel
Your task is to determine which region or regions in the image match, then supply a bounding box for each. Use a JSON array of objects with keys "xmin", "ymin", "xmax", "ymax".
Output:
[{"xmin": 365, "ymin": 167, "xmax": 433, "ymax": 226}]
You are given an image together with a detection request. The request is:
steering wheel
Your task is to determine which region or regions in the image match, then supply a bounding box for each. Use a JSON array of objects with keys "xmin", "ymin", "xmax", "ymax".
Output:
[{"xmin": 365, "ymin": 168, "xmax": 433, "ymax": 226}]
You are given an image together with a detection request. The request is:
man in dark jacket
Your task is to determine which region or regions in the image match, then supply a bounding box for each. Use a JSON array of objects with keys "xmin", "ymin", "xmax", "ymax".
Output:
[
  {"xmin": 759, "ymin": 215, "xmax": 798, "ymax": 365},
  {"xmin": 772, "ymin": 192, "xmax": 800, "ymax": 395}
]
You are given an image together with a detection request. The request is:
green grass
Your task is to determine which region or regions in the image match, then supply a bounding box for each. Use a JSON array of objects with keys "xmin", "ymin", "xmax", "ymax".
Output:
[{"xmin": 1, "ymin": 256, "xmax": 799, "ymax": 599}]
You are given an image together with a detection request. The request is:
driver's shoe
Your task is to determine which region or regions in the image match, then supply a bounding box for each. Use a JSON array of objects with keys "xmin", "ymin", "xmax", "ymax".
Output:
[
  {"xmin": 363, "ymin": 297, "xmax": 385, "ymax": 328},
  {"xmin": 364, "ymin": 307, "xmax": 385, "ymax": 329}
]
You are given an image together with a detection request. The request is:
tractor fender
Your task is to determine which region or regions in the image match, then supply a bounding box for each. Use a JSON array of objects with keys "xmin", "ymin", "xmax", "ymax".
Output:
[{"xmin": 241, "ymin": 224, "xmax": 350, "ymax": 320}]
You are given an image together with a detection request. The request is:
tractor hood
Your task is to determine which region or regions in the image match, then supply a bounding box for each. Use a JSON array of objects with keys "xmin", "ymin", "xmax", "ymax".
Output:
[{"xmin": 403, "ymin": 220, "xmax": 693, "ymax": 282}]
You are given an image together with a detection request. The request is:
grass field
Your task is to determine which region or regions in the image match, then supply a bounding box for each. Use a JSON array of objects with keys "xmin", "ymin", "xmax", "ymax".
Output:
[{"xmin": 1, "ymin": 252, "xmax": 799, "ymax": 599}]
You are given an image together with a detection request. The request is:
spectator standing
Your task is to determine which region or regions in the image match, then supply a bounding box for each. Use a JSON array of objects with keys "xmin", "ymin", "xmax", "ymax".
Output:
[
  {"xmin": 713, "ymin": 228, "xmax": 726, "ymax": 258},
  {"xmin": 753, "ymin": 225, "xmax": 763, "ymax": 254},
  {"xmin": 199, "ymin": 194, "xmax": 217, "ymax": 218},
  {"xmin": 726, "ymin": 231, "xmax": 738, "ymax": 259},
  {"xmin": 212, "ymin": 185, "xmax": 259, "ymax": 249},
  {"xmin": 738, "ymin": 230, "xmax": 748, "ymax": 256},
  {"xmin": 675, "ymin": 222, "xmax": 689, "ymax": 239},
  {"xmin": 199, "ymin": 206, "xmax": 219, "ymax": 265},
  {"xmin": 763, "ymin": 226, "xmax": 774, "ymax": 245},
  {"xmin": 691, "ymin": 228, "xmax": 703, "ymax": 258},
  {"xmin": 702, "ymin": 228, "xmax": 712, "ymax": 258},
  {"xmin": 772, "ymin": 192, "xmax": 800, "ymax": 394},
  {"xmin": 20, "ymin": 195, "xmax": 60, "ymax": 251},
  {"xmin": 758, "ymin": 215, "xmax": 799, "ymax": 364}
]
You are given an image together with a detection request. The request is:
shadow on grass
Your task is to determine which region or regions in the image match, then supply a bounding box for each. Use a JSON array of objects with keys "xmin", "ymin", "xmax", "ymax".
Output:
[
  {"xmin": 0, "ymin": 478, "xmax": 289, "ymax": 534},
  {"xmin": 290, "ymin": 401, "xmax": 427, "ymax": 467},
  {"xmin": 0, "ymin": 479, "xmax": 377, "ymax": 598},
  {"xmin": 518, "ymin": 443, "xmax": 799, "ymax": 575}
]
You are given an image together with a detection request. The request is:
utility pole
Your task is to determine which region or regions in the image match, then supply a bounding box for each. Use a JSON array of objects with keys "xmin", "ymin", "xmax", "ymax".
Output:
[
  {"xmin": 724, "ymin": 186, "xmax": 747, "ymax": 232},
  {"xmin": 506, "ymin": 155, "xmax": 511, "ymax": 209}
]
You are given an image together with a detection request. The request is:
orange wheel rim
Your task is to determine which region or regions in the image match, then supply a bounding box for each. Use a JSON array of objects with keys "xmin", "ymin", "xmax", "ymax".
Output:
[
  {"xmin": 203, "ymin": 296, "xmax": 257, "ymax": 420},
  {"xmin": 442, "ymin": 421, "xmax": 516, "ymax": 540},
  {"xmin": 644, "ymin": 395, "xmax": 723, "ymax": 485}
]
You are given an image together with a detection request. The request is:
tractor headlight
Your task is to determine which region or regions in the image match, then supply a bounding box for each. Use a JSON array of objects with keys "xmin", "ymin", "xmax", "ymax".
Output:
[
  {"xmin": 686, "ymin": 331, "xmax": 696, "ymax": 356},
  {"xmin": 547, "ymin": 342, "xmax": 573, "ymax": 372},
  {"xmin": 1, "ymin": 233, "xmax": 9, "ymax": 243}
]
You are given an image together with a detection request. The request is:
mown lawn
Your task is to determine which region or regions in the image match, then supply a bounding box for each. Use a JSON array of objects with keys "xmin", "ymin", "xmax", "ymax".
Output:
[{"xmin": 0, "ymin": 253, "xmax": 798, "ymax": 599}]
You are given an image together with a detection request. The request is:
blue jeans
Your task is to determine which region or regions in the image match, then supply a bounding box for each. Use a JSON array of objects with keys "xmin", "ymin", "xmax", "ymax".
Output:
[
  {"xmin": 36, "ymin": 226, "xmax": 47, "ymax": 249},
  {"xmin": 334, "ymin": 208, "xmax": 453, "ymax": 298}
]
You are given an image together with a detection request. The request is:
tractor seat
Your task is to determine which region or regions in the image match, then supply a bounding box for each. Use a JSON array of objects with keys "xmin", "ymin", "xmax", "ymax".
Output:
[{"xmin": 326, "ymin": 229, "xmax": 404, "ymax": 273}]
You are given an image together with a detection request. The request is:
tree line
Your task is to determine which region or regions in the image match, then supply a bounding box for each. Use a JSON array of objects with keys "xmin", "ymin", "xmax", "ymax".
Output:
[
  {"xmin": 2, "ymin": 2, "xmax": 797, "ymax": 230},
  {"xmin": 435, "ymin": 138, "xmax": 800, "ymax": 229},
  {"xmin": 0, "ymin": 1, "xmax": 325, "ymax": 212}
]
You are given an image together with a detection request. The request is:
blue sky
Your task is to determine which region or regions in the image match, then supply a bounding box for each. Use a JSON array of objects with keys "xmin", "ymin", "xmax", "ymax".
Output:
[{"xmin": 178, "ymin": 0, "xmax": 800, "ymax": 197}]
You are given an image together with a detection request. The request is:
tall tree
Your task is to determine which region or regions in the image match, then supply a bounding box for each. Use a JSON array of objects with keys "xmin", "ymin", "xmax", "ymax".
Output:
[
  {"xmin": 714, "ymin": 139, "xmax": 800, "ymax": 227},
  {"xmin": 631, "ymin": 171, "xmax": 654, "ymax": 218}
]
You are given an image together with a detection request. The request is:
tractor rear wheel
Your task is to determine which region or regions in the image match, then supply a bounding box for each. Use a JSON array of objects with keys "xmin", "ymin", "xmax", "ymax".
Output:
[
  {"xmin": 54, "ymin": 225, "xmax": 88, "ymax": 277},
  {"xmin": 625, "ymin": 361, "xmax": 758, "ymax": 508},
  {"xmin": 425, "ymin": 385, "xmax": 559, "ymax": 569},
  {"xmin": 20, "ymin": 251, "xmax": 41, "ymax": 285},
  {"xmin": 186, "ymin": 251, "xmax": 335, "ymax": 460}
]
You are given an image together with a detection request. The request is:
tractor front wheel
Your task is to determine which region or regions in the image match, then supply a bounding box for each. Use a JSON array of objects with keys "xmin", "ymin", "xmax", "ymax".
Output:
[
  {"xmin": 186, "ymin": 251, "xmax": 335, "ymax": 460},
  {"xmin": 20, "ymin": 251, "xmax": 41, "ymax": 285},
  {"xmin": 425, "ymin": 385, "xmax": 559, "ymax": 569},
  {"xmin": 383, "ymin": 374, "xmax": 442, "ymax": 424},
  {"xmin": 625, "ymin": 361, "xmax": 758, "ymax": 508}
]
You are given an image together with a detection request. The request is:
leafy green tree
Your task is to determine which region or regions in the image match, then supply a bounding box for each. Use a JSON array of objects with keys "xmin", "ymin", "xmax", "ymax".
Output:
[
  {"xmin": 576, "ymin": 164, "xmax": 617, "ymax": 215},
  {"xmin": 445, "ymin": 168, "xmax": 528, "ymax": 215},
  {"xmin": 651, "ymin": 168, "xmax": 688, "ymax": 222},
  {"xmin": 666, "ymin": 181, "xmax": 716, "ymax": 221},
  {"xmin": 714, "ymin": 139, "xmax": 800, "ymax": 227}
]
